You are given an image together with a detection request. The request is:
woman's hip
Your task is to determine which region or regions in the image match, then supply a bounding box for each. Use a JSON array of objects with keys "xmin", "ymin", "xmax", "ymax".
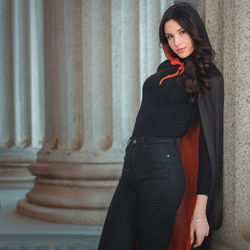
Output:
[{"xmin": 121, "ymin": 135, "xmax": 185, "ymax": 189}]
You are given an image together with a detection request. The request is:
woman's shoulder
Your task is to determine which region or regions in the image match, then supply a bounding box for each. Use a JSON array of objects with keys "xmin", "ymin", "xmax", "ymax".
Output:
[
  {"xmin": 156, "ymin": 59, "xmax": 172, "ymax": 72},
  {"xmin": 207, "ymin": 62, "xmax": 223, "ymax": 80},
  {"xmin": 206, "ymin": 62, "xmax": 224, "ymax": 95}
]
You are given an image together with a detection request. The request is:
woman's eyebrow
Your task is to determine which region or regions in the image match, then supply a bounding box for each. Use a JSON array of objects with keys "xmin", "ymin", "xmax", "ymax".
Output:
[{"xmin": 165, "ymin": 28, "xmax": 184, "ymax": 36}]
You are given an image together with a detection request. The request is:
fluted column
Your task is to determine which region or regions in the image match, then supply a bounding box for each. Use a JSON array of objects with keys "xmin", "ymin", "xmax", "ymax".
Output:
[
  {"xmin": 0, "ymin": 0, "xmax": 44, "ymax": 188},
  {"xmin": 198, "ymin": 0, "xmax": 250, "ymax": 249},
  {"xmin": 17, "ymin": 0, "xmax": 174, "ymax": 225}
]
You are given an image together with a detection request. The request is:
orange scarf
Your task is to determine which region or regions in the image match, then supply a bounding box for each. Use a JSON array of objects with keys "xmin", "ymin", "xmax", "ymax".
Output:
[{"xmin": 159, "ymin": 44, "xmax": 185, "ymax": 85}]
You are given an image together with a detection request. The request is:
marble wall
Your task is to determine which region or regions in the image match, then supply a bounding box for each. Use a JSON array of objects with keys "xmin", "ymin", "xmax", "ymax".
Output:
[{"xmin": 198, "ymin": 0, "xmax": 250, "ymax": 249}]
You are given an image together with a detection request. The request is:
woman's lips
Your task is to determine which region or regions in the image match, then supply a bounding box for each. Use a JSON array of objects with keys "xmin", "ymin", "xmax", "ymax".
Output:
[{"xmin": 176, "ymin": 48, "xmax": 186, "ymax": 53}]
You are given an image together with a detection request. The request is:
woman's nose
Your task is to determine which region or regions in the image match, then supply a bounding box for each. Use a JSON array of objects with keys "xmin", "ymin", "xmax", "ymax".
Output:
[{"xmin": 174, "ymin": 36, "xmax": 181, "ymax": 46}]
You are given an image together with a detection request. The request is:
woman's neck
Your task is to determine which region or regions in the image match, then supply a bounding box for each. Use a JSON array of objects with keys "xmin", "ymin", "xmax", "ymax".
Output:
[{"xmin": 178, "ymin": 53, "xmax": 193, "ymax": 62}]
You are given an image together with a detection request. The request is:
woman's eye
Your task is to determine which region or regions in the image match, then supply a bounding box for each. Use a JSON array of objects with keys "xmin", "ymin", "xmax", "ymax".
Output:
[
  {"xmin": 180, "ymin": 30, "xmax": 186, "ymax": 35},
  {"xmin": 166, "ymin": 35, "xmax": 172, "ymax": 40}
]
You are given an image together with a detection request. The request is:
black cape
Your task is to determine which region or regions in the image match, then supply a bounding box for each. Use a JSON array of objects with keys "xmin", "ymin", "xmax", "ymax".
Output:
[
  {"xmin": 153, "ymin": 59, "xmax": 224, "ymax": 250},
  {"xmin": 194, "ymin": 63, "xmax": 224, "ymax": 249}
]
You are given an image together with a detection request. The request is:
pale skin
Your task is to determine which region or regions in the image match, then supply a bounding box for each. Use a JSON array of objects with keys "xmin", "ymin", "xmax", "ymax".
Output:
[{"xmin": 164, "ymin": 19, "xmax": 210, "ymax": 247}]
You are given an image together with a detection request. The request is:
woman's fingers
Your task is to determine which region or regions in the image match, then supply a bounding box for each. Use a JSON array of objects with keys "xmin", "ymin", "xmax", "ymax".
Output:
[
  {"xmin": 192, "ymin": 230, "xmax": 209, "ymax": 247},
  {"xmin": 190, "ymin": 225, "xmax": 194, "ymax": 245},
  {"xmin": 190, "ymin": 215, "xmax": 210, "ymax": 247},
  {"xmin": 190, "ymin": 225, "xmax": 209, "ymax": 247},
  {"xmin": 192, "ymin": 233, "xmax": 204, "ymax": 248}
]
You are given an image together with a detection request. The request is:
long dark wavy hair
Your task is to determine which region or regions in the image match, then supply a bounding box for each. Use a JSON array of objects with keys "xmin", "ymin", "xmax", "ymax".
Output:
[{"xmin": 159, "ymin": 2, "xmax": 214, "ymax": 103}]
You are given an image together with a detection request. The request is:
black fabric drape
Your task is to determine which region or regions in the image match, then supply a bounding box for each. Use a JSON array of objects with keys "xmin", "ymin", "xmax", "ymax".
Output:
[{"xmin": 193, "ymin": 64, "xmax": 224, "ymax": 250}]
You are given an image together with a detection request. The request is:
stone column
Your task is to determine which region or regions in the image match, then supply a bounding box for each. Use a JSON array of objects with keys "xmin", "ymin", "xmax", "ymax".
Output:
[
  {"xmin": 198, "ymin": 0, "xmax": 250, "ymax": 249},
  {"xmin": 0, "ymin": 0, "xmax": 44, "ymax": 188},
  {"xmin": 17, "ymin": 0, "xmax": 174, "ymax": 225}
]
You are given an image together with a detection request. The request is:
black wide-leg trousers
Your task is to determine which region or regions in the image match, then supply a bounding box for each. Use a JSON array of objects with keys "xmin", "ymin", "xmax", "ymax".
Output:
[{"xmin": 98, "ymin": 135, "xmax": 186, "ymax": 250}]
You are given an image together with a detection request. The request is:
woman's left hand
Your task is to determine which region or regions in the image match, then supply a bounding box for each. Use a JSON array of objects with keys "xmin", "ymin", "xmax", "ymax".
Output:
[{"xmin": 190, "ymin": 216, "xmax": 209, "ymax": 248}]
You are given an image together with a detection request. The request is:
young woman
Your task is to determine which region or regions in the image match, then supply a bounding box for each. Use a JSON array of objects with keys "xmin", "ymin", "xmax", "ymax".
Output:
[{"xmin": 98, "ymin": 2, "xmax": 224, "ymax": 250}]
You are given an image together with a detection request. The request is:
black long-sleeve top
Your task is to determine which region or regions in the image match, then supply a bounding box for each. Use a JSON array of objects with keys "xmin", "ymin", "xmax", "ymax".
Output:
[{"xmin": 131, "ymin": 59, "xmax": 211, "ymax": 196}]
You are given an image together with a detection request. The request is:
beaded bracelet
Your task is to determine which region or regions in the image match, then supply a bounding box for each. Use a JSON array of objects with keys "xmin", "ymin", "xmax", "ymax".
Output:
[{"xmin": 191, "ymin": 215, "xmax": 207, "ymax": 222}]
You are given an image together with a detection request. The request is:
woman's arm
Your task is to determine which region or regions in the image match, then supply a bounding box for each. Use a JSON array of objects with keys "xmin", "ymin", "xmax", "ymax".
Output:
[
  {"xmin": 190, "ymin": 194, "xmax": 209, "ymax": 248},
  {"xmin": 190, "ymin": 118, "xmax": 210, "ymax": 247}
]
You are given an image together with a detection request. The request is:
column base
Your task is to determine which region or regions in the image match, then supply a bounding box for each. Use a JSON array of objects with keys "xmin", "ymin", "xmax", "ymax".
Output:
[
  {"xmin": 17, "ymin": 199, "xmax": 107, "ymax": 225},
  {"xmin": 16, "ymin": 162, "xmax": 121, "ymax": 225},
  {"xmin": 0, "ymin": 163, "xmax": 34, "ymax": 189}
]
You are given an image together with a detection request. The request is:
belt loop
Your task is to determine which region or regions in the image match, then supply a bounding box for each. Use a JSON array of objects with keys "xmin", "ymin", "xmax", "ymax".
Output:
[
  {"xmin": 127, "ymin": 136, "xmax": 132, "ymax": 146},
  {"xmin": 175, "ymin": 137, "xmax": 178, "ymax": 147},
  {"xmin": 142, "ymin": 136, "xmax": 146, "ymax": 146}
]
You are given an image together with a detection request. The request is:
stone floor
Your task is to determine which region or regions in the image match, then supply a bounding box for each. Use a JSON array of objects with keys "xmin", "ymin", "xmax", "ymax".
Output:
[{"xmin": 0, "ymin": 189, "xmax": 102, "ymax": 250}]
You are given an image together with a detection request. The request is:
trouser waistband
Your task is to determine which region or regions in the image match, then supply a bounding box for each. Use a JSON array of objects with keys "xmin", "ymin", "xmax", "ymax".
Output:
[{"xmin": 127, "ymin": 135, "xmax": 177, "ymax": 146}]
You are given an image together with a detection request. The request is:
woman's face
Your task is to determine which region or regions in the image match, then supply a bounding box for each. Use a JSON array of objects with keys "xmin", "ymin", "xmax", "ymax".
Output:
[{"xmin": 164, "ymin": 19, "xmax": 194, "ymax": 58}]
